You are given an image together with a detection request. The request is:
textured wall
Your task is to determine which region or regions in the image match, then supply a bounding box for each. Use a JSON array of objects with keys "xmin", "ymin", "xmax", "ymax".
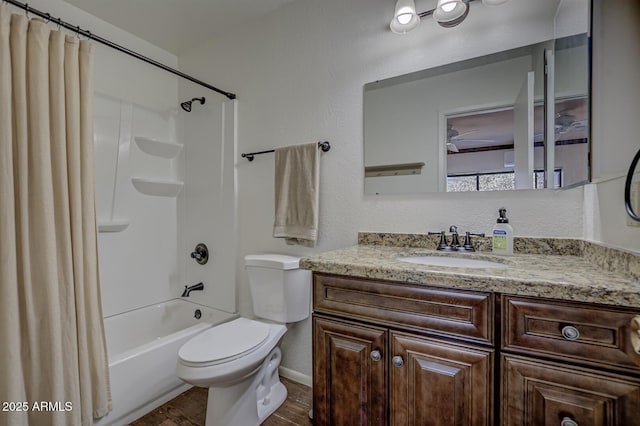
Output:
[{"xmin": 587, "ymin": 0, "xmax": 640, "ymax": 252}]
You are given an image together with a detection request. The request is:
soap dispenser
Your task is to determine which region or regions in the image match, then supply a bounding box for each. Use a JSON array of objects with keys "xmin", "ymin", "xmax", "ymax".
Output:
[{"xmin": 492, "ymin": 207, "xmax": 514, "ymax": 255}]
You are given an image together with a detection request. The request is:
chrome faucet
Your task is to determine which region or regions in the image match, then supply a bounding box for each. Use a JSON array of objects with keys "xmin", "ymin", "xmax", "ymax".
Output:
[{"xmin": 181, "ymin": 282, "xmax": 204, "ymax": 297}]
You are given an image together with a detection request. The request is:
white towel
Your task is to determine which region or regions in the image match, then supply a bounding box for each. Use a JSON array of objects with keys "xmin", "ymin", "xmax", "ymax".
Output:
[{"xmin": 273, "ymin": 142, "xmax": 320, "ymax": 247}]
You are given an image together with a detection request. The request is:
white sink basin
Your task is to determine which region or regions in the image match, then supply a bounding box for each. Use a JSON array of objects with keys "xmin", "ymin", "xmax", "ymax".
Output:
[{"xmin": 397, "ymin": 255, "xmax": 507, "ymax": 269}]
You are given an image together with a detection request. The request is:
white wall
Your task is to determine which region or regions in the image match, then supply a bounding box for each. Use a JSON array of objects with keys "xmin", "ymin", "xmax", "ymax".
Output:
[
  {"xmin": 178, "ymin": 0, "xmax": 589, "ymax": 379},
  {"xmin": 96, "ymin": 96, "xmax": 183, "ymax": 317},
  {"xmin": 586, "ymin": 0, "xmax": 640, "ymax": 252},
  {"xmin": 177, "ymin": 83, "xmax": 238, "ymax": 314}
]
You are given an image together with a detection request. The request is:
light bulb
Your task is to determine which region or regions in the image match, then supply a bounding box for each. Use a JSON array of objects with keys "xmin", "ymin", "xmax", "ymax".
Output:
[{"xmin": 397, "ymin": 12, "xmax": 413, "ymax": 25}]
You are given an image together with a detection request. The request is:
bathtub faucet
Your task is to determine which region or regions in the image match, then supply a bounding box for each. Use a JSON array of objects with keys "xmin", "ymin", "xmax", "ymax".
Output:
[{"xmin": 181, "ymin": 282, "xmax": 204, "ymax": 297}]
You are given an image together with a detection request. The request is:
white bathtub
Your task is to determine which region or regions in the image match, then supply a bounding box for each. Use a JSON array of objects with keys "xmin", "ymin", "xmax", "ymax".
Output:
[{"xmin": 94, "ymin": 299, "xmax": 236, "ymax": 425}]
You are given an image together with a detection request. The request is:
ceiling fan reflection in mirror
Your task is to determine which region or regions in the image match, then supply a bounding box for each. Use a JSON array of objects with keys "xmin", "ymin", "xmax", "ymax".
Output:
[
  {"xmin": 446, "ymin": 124, "xmax": 461, "ymax": 152},
  {"xmin": 446, "ymin": 124, "xmax": 496, "ymax": 153},
  {"xmin": 534, "ymin": 110, "xmax": 588, "ymax": 140},
  {"xmin": 555, "ymin": 110, "xmax": 587, "ymax": 135}
]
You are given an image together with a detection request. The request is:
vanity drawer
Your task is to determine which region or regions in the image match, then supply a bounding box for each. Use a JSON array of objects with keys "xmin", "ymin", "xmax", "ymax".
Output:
[
  {"xmin": 313, "ymin": 273, "xmax": 493, "ymax": 345},
  {"xmin": 502, "ymin": 295, "xmax": 640, "ymax": 373}
]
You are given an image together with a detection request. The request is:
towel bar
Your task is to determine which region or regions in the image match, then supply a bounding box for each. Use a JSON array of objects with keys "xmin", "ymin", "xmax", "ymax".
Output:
[{"xmin": 241, "ymin": 141, "xmax": 330, "ymax": 162}]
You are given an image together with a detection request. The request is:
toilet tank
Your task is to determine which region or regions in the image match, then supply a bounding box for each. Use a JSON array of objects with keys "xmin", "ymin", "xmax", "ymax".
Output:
[{"xmin": 244, "ymin": 254, "xmax": 311, "ymax": 323}]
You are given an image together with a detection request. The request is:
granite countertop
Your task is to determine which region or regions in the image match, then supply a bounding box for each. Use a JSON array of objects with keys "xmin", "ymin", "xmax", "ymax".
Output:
[{"xmin": 300, "ymin": 234, "xmax": 640, "ymax": 308}]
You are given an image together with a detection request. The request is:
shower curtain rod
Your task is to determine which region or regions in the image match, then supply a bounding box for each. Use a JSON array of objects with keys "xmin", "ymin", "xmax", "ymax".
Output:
[{"xmin": 3, "ymin": 0, "xmax": 237, "ymax": 100}]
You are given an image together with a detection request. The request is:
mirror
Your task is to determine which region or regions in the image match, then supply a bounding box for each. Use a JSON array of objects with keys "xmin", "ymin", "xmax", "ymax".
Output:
[{"xmin": 364, "ymin": 0, "xmax": 590, "ymax": 194}]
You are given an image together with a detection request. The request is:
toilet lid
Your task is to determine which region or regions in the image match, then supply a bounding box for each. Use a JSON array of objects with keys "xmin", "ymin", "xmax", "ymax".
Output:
[{"xmin": 178, "ymin": 318, "xmax": 270, "ymax": 366}]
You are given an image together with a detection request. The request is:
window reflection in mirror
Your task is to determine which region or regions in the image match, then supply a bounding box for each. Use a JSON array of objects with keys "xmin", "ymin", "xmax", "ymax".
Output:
[{"xmin": 444, "ymin": 96, "xmax": 587, "ymax": 192}]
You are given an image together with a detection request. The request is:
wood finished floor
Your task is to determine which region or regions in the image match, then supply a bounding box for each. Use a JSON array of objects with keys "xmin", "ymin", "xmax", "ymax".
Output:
[{"xmin": 130, "ymin": 377, "xmax": 312, "ymax": 426}]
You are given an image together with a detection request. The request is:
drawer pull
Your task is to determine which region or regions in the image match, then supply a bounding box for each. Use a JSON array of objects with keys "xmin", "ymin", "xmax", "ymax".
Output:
[
  {"xmin": 370, "ymin": 350, "xmax": 382, "ymax": 362},
  {"xmin": 392, "ymin": 356, "xmax": 404, "ymax": 368},
  {"xmin": 560, "ymin": 417, "xmax": 578, "ymax": 426},
  {"xmin": 632, "ymin": 316, "xmax": 640, "ymax": 355},
  {"xmin": 561, "ymin": 325, "xmax": 580, "ymax": 341}
]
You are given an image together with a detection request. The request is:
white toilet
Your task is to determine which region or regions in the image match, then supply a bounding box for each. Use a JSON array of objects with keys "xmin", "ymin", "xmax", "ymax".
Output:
[{"xmin": 176, "ymin": 254, "xmax": 311, "ymax": 426}]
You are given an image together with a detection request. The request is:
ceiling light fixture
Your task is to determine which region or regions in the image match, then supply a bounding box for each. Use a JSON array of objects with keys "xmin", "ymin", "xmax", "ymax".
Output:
[
  {"xmin": 389, "ymin": 0, "xmax": 510, "ymax": 34},
  {"xmin": 390, "ymin": 0, "xmax": 420, "ymax": 34},
  {"xmin": 433, "ymin": 0, "xmax": 469, "ymax": 28}
]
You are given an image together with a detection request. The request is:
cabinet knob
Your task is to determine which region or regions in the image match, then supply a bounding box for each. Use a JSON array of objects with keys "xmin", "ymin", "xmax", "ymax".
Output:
[
  {"xmin": 631, "ymin": 316, "xmax": 640, "ymax": 356},
  {"xmin": 561, "ymin": 325, "xmax": 580, "ymax": 341},
  {"xmin": 370, "ymin": 350, "xmax": 382, "ymax": 362},
  {"xmin": 560, "ymin": 417, "xmax": 578, "ymax": 426},
  {"xmin": 392, "ymin": 355, "xmax": 404, "ymax": 368}
]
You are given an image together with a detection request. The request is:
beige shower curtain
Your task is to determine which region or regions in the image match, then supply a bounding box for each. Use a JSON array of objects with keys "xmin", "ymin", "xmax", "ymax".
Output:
[{"xmin": 0, "ymin": 5, "xmax": 111, "ymax": 426}]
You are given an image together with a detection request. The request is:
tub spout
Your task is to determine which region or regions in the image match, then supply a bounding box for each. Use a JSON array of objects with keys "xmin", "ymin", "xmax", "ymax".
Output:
[{"xmin": 181, "ymin": 282, "xmax": 204, "ymax": 297}]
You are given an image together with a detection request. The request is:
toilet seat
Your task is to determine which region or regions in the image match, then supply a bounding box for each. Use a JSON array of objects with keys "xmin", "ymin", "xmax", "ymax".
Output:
[{"xmin": 178, "ymin": 318, "xmax": 270, "ymax": 367}]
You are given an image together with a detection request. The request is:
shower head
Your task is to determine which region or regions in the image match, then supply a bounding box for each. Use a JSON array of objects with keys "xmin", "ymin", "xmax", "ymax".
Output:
[{"xmin": 180, "ymin": 97, "xmax": 206, "ymax": 112}]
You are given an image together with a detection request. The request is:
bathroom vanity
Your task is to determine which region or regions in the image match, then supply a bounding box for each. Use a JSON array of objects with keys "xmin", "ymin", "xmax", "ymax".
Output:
[{"xmin": 301, "ymin": 233, "xmax": 640, "ymax": 426}]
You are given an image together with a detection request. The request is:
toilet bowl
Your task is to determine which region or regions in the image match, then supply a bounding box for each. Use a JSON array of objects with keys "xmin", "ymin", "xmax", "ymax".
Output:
[{"xmin": 176, "ymin": 254, "xmax": 311, "ymax": 426}]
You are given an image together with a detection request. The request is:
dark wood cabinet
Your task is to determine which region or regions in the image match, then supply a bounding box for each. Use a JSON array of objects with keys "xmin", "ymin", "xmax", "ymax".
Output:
[
  {"xmin": 503, "ymin": 355, "xmax": 640, "ymax": 426},
  {"xmin": 313, "ymin": 316, "xmax": 387, "ymax": 426},
  {"xmin": 311, "ymin": 273, "xmax": 640, "ymax": 426},
  {"xmin": 313, "ymin": 273, "xmax": 494, "ymax": 345},
  {"xmin": 390, "ymin": 332, "xmax": 493, "ymax": 426},
  {"xmin": 501, "ymin": 296, "xmax": 640, "ymax": 426},
  {"xmin": 312, "ymin": 273, "xmax": 494, "ymax": 426}
]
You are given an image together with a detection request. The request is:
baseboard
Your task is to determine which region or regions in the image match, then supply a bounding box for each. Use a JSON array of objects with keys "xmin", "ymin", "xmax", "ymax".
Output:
[{"xmin": 278, "ymin": 366, "xmax": 312, "ymax": 387}]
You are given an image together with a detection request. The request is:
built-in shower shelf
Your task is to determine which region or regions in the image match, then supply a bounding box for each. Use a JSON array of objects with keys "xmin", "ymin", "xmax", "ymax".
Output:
[
  {"xmin": 135, "ymin": 136, "xmax": 183, "ymax": 159},
  {"xmin": 98, "ymin": 219, "xmax": 130, "ymax": 233},
  {"xmin": 131, "ymin": 177, "xmax": 184, "ymax": 197}
]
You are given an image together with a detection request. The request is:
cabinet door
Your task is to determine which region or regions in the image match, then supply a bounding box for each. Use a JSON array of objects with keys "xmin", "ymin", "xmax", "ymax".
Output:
[
  {"xmin": 313, "ymin": 315, "xmax": 388, "ymax": 426},
  {"xmin": 503, "ymin": 355, "xmax": 640, "ymax": 426},
  {"xmin": 390, "ymin": 331, "xmax": 494, "ymax": 426}
]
